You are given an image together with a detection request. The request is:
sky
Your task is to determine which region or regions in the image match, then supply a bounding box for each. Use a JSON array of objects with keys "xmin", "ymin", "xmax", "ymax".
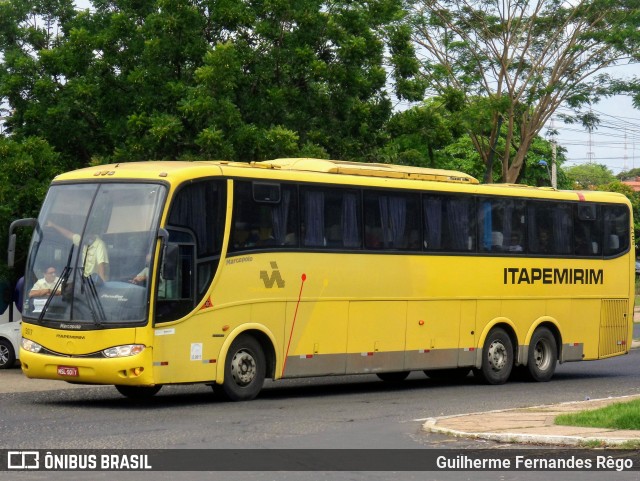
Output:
[{"xmin": 550, "ymin": 92, "xmax": 640, "ymax": 176}]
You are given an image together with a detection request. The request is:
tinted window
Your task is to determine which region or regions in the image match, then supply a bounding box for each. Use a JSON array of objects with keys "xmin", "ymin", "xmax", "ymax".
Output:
[
  {"xmin": 230, "ymin": 181, "xmax": 298, "ymax": 251},
  {"xmin": 528, "ymin": 201, "xmax": 572, "ymax": 255},
  {"xmin": 477, "ymin": 198, "xmax": 526, "ymax": 253},
  {"xmin": 364, "ymin": 191, "xmax": 421, "ymax": 250},
  {"xmin": 300, "ymin": 187, "xmax": 362, "ymax": 249},
  {"xmin": 423, "ymin": 194, "xmax": 475, "ymax": 252},
  {"xmin": 603, "ymin": 204, "xmax": 630, "ymax": 256}
]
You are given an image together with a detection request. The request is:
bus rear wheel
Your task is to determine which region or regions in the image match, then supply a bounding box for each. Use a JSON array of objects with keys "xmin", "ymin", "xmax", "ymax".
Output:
[
  {"xmin": 526, "ymin": 327, "xmax": 557, "ymax": 382},
  {"xmin": 479, "ymin": 328, "xmax": 513, "ymax": 385},
  {"xmin": 115, "ymin": 385, "xmax": 162, "ymax": 399},
  {"xmin": 221, "ymin": 335, "xmax": 266, "ymax": 401}
]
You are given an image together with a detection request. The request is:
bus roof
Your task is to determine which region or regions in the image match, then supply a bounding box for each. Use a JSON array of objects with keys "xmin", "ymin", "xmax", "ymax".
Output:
[
  {"xmin": 249, "ymin": 158, "xmax": 479, "ymax": 184},
  {"xmin": 52, "ymin": 159, "xmax": 629, "ymax": 205}
]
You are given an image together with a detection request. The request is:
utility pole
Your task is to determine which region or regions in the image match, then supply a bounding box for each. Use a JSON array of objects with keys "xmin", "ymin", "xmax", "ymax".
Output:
[{"xmin": 551, "ymin": 140, "xmax": 557, "ymax": 189}]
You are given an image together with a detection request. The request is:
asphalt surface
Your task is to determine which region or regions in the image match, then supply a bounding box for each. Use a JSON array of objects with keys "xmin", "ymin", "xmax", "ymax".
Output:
[{"xmin": 3, "ymin": 317, "xmax": 640, "ymax": 448}]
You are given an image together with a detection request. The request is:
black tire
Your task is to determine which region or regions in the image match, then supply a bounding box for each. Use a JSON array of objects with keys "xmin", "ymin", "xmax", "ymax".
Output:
[
  {"xmin": 221, "ymin": 335, "xmax": 266, "ymax": 401},
  {"xmin": 115, "ymin": 385, "xmax": 162, "ymax": 399},
  {"xmin": 526, "ymin": 327, "xmax": 558, "ymax": 382},
  {"xmin": 479, "ymin": 328, "xmax": 513, "ymax": 385},
  {"xmin": 424, "ymin": 368, "xmax": 471, "ymax": 380},
  {"xmin": 376, "ymin": 371, "xmax": 410, "ymax": 383},
  {"xmin": 0, "ymin": 339, "xmax": 16, "ymax": 369}
]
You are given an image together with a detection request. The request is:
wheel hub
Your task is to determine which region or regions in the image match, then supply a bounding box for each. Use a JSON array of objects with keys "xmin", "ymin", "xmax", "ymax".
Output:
[
  {"xmin": 0, "ymin": 346, "xmax": 9, "ymax": 364},
  {"xmin": 230, "ymin": 349, "xmax": 256, "ymax": 386},
  {"xmin": 534, "ymin": 340, "xmax": 550, "ymax": 370},
  {"xmin": 487, "ymin": 340, "xmax": 507, "ymax": 371}
]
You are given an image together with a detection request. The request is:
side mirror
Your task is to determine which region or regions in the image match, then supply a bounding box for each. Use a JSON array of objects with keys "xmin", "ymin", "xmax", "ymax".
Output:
[
  {"xmin": 7, "ymin": 218, "xmax": 37, "ymax": 267},
  {"xmin": 157, "ymin": 228, "xmax": 177, "ymax": 280},
  {"xmin": 161, "ymin": 244, "xmax": 178, "ymax": 281},
  {"xmin": 7, "ymin": 234, "xmax": 17, "ymax": 268}
]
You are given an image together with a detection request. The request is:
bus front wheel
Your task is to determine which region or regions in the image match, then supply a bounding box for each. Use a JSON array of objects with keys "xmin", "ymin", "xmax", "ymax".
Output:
[
  {"xmin": 221, "ymin": 335, "xmax": 266, "ymax": 401},
  {"xmin": 526, "ymin": 327, "xmax": 557, "ymax": 382},
  {"xmin": 479, "ymin": 328, "xmax": 513, "ymax": 385}
]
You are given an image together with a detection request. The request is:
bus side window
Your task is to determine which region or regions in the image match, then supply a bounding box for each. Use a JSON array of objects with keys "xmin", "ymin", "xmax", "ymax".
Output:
[
  {"xmin": 528, "ymin": 201, "xmax": 572, "ymax": 255},
  {"xmin": 574, "ymin": 204, "xmax": 601, "ymax": 256},
  {"xmin": 301, "ymin": 187, "xmax": 362, "ymax": 249},
  {"xmin": 603, "ymin": 205, "xmax": 630, "ymax": 256},
  {"xmin": 231, "ymin": 181, "xmax": 297, "ymax": 250},
  {"xmin": 364, "ymin": 191, "xmax": 419, "ymax": 250},
  {"xmin": 477, "ymin": 198, "xmax": 525, "ymax": 254},
  {"xmin": 423, "ymin": 194, "xmax": 475, "ymax": 253}
]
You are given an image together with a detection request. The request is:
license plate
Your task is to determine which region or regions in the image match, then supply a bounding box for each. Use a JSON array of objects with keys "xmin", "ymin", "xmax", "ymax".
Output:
[{"xmin": 57, "ymin": 366, "xmax": 79, "ymax": 377}]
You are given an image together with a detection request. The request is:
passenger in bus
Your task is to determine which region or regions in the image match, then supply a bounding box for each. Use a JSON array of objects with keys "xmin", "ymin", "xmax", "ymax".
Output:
[
  {"xmin": 46, "ymin": 221, "xmax": 110, "ymax": 282},
  {"xmin": 28, "ymin": 267, "xmax": 61, "ymax": 298},
  {"xmin": 574, "ymin": 235, "xmax": 591, "ymax": 255},
  {"xmin": 130, "ymin": 254, "xmax": 151, "ymax": 285},
  {"xmin": 508, "ymin": 233, "xmax": 523, "ymax": 252},
  {"xmin": 537, "ymin": 229, "xmax": 551, "ymax": 253}
]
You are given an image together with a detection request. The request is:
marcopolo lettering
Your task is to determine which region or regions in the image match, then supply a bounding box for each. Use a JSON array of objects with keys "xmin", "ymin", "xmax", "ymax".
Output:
[{"xmin": 504, "ymin": 267, "xmax": 604, "ymax": 285}]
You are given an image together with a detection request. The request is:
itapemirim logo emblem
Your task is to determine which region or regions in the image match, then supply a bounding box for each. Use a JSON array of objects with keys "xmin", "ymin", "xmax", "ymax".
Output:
[{"xmin": 260, "ymin": 261, "xmax": 285, "ymax": 288}]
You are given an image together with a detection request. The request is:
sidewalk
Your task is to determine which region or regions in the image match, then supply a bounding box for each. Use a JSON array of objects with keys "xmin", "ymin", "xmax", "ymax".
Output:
[
  {"xmin": 422, "ymin": 309, "xmax": 640, "ymax": 447},
  {"xmin": 423, "ymin": 394, "xmax": 640, "ymax": 447}
]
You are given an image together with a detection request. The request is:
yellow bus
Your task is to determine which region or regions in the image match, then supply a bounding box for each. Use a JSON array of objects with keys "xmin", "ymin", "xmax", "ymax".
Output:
[{"xmin": 9, "ymin": 158, "xmax": 634, "ymax": 401}]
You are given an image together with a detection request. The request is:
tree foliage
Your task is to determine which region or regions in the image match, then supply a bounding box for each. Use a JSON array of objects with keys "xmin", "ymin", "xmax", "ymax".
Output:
[
  {"xmin": 408, "ymin": 0, "xmax": 640, "ymax": 183},
  {"xmin": 1, "ymin": 0, "xmax": 420, "ymax": 166},
  {"xmin": 377, "ymin": 95, "xmax": 571, "ymax": 187},
  {"xmin": 565, "ymin": 163, "xmax": 616, "ymax": 190}
]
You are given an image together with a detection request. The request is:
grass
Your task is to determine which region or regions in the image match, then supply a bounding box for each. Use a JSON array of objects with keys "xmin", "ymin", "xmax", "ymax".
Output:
[{"xmin": 555, "ymin": 399, "xmax": 640, "ymax": 430}]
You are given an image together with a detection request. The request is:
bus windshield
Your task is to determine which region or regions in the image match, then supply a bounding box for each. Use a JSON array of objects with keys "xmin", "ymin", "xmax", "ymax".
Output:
[{"xmin": 23, "ymin": 183, "xmax": 167, "ymax": 327}]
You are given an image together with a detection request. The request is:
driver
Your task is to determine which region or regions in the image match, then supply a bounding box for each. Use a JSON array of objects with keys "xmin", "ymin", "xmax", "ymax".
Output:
[{"xmin": 46, "ymin": 221, "xmax": 109, "ymax": 282}]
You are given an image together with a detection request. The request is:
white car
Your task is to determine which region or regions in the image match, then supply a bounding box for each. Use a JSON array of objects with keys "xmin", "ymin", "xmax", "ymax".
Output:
[{"xmin": 0, "ymin": 321, "xmax": 21, "ymax": 369}]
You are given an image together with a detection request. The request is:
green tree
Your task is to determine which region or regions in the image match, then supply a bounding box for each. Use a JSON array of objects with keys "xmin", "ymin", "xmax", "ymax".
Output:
[
  {"xmin": 0, "ymin": 135, "xmax": 65, "ymax": 280},
  {"xmin": 617, "ymin": 168, "xmax": 640, "ymax": 182},
  {"xmin": 374, "ymin": 93, "xmax": 570, "ymax": 187},
  {"xmin": 565, "ymin": 163, "xmax": 616, "ymax": 189},
  {"xmin": 1, "ymin": 0, "xmax": 421, "ymax": 165},
  {"xmin": 408, "ymin": 0, "xmax": 640, "ymax": 183}
]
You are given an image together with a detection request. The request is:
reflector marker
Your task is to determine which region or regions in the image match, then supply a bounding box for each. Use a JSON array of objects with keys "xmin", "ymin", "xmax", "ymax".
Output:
[
  {"xmin": 153, "ymin": 361, "xmax": 169, "ymax": 366},
  {"xmin": 418, "ymin": 349, "xmax": 431, "ymax": 354},
  {"xmin": 463, "ymin": 348, "xmax": 475, "ymax": 352},
  {"xmin": 201, "ymin": 359, "xmax": 217, "ymax": 364},
  {"xmin": 300, "ymin": 354, "xmax": 314, "ymax": 359},
  {"xmin": 361, "ymin": 352, "xmax": 374, "ymax": 357}
]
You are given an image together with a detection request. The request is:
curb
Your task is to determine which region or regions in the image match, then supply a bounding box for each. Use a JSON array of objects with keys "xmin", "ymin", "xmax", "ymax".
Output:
[{"xmin": 423, "ymin": 395, "xmax": 640, "ymax": 447}]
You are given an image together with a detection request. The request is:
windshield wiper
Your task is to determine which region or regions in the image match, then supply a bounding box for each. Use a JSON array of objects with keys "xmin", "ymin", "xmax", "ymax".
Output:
[
  {"xmin": 81, "ymin": 271, "xmax": 106, "ymax": 327},
  {"xmin": 37, "ymin": 245, "xmax": 74, "ymax": 324}
]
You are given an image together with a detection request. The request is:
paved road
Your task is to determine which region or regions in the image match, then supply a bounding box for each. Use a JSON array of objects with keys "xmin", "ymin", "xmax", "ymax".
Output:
[
  {"xmin": 2, "ymin": 349, "xmax": 640, "ymax": 450},
  {"xmin": 2, "ymin": 341, "xmax": 640, "ymax": 480}
]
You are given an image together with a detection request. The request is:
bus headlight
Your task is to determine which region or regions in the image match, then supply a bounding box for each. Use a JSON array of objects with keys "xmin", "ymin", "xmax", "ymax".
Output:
[
  {"xmin": 102, "ymin": 344, "xmax": 145, "ymax": 358},
  {"xmin": 22, "ymin": 338, "xmax": 43, "ymax": 353}
]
